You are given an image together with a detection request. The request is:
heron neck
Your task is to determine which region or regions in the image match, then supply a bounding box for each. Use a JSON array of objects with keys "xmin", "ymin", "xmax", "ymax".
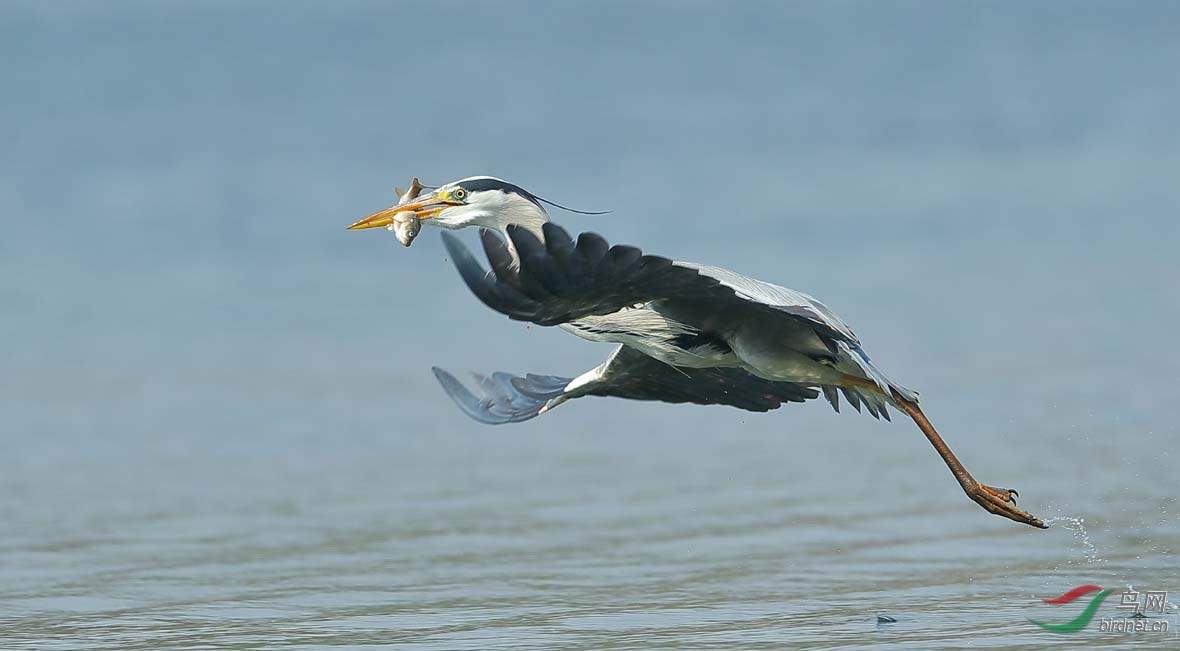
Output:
[
  {"xmin": 489, "ymin": 200, "xmax": 549, "ymax": 240},
  {"xmin": 494, "ymin": 218, "xmax": 547, "ymax": 268},
  {"xmin": 487, "ymin": 198, "xmax": 549, "ymax": 265}
]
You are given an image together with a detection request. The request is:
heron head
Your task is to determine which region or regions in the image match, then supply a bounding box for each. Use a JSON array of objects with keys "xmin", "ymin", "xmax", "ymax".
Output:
[{"xmin": 347, "ymin": 176, "xmax": 550, "ymax": 241}]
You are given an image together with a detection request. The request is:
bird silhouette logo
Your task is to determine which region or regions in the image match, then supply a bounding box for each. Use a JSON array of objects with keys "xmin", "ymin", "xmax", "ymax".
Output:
[{"xmin": 1027, "ymin": 585, "xmax": 1116, "ymax": 633}]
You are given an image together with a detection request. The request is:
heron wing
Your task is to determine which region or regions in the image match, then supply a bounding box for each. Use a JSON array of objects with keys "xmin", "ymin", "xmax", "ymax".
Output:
[
  {"xmin": 666, "ymin": 263, "xmax": 920, "ymax": 409},
  {"xmin": 431, "ymin": 366, "xmax": 568, "ymax": 424},
  {"xmin": 671, "ymin": 262, "xmax": 861, "ymax": 346},
  {"xmin": 432, "ymin": 345, "xmax": 820, "ymax": 424},
  {"xmin": 441, "ymin": 224, "xmax": 859, "ymax": 345},
  {"xmin": 443, "ymin": 224, "xmax": 729, "ymax": 327},
  {"xmin": 580, "ymin": 345, "xmax": 819, "ymax": 409}
]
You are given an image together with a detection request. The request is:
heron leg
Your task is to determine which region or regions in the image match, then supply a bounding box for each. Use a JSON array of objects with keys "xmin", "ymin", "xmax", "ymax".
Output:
[{"xmin": 839, "ymin": 375, "xmax": 1046, "ymax": 529}]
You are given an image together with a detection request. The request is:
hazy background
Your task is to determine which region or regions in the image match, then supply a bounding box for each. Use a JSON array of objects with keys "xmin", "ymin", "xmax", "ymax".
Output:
[{"xmin": 2, "ymin": 2, "xmax": 1178, "ymax": 649}]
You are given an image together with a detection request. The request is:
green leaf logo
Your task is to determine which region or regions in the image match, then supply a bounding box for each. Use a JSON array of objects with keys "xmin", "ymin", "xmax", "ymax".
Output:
[{"xmin": 1027, "ymin": 587, "xmax": 1116, "ymax": 633}]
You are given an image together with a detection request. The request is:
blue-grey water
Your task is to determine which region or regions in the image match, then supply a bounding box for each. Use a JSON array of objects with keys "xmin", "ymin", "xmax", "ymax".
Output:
[{"xmin": 2, "ymin": 2, "xmax": 1178, "ymax": 648}]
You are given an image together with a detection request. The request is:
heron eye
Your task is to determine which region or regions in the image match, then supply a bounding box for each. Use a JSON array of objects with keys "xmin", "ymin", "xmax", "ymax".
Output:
[{"xmin": 452, "ymin": 188, "xmax": 467, "ymax": 201}]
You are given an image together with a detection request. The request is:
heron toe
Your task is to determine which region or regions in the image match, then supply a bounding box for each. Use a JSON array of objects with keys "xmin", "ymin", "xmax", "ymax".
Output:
[{"xmin": 967, "ymin": 482, "xmax": 1046, "ymax": 529}]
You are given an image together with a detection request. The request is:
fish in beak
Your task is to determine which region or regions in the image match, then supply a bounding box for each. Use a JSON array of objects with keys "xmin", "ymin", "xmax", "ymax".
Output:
[
  {"xmin": 389, "ymin": 212, "xmax": 420, "ymax": 247},
  {"xmin": 346, "ymin": 177, "xmax": 459, "ymax": 246}
]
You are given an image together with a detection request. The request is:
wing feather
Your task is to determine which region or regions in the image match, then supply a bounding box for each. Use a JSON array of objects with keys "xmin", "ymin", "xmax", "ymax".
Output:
[
  {"xmin": 442, "ymin": 225, "xmax": 863, "ymax": 346},
  {"xmin": 432, "ymin": 346, "xmax": 820, "ymax": 424},
  {"xmin": 673, "ymin": 262, "xmax": 861, "ymax": 345}
]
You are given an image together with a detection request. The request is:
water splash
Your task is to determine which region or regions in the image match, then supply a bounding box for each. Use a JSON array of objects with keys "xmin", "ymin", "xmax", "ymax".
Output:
[{"xmin": 1044, "ymin": 515, "xmax": 1105, "ymax": 564}]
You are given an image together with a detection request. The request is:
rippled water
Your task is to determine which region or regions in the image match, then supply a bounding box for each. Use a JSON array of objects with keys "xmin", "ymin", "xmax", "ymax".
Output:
[{"xmin": 2, "ymin": 2, "xmax": 1179, "ymax": 649}]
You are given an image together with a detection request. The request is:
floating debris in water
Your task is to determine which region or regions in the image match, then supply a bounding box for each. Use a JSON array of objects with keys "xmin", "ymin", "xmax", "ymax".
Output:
[{"xmin": 877, "ymin": 614, "xmax": 898, "ymax": 624}]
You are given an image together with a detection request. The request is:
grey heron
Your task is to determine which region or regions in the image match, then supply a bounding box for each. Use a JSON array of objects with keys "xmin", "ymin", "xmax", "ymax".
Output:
[{"xmin": 348, "ymin": 176, "xmax": 1046, "ymax": 529}]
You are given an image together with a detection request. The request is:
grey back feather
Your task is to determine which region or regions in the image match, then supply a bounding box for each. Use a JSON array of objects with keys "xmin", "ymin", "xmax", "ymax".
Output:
[{"xmin": 673, "ymin": 262, "xmax": 861, "ymax": 345}]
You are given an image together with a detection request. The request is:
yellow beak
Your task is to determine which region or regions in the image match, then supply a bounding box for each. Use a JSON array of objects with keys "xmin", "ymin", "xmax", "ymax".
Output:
[{"xmin": 346, "ymin": 192, "xmax": 458, "ymax": 231}]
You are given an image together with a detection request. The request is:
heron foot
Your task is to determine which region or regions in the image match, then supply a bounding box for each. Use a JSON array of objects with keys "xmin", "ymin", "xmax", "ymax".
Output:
[{"xmin": 965, "ymin": 482, "xmax": 1046, "ymax": 529}]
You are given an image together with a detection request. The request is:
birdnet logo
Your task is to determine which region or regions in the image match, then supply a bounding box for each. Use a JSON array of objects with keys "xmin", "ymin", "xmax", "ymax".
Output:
[{"xmin": 1027, "ymin": 585, "xmax": 1171, "ymax": 634}]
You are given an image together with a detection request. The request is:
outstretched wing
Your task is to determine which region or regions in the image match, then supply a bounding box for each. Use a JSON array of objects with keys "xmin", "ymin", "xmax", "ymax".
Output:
[
  {"xmin": 431, "ymin": 366, "xmax": 569, "ymax": 424},
  {"xmin": 442, "ymin": 224, "xmax": 728, "ymax": 327},
  {"xmin": 673, "ymin": 263, "xmax": 861, "ymax": 345},
  {"xmin": 441, "ymin": 223, "xmax": 859, "ymax": 345},
  {"xmin": 432, "ymin": 345, "xmax": 820, "ymax": 424}
]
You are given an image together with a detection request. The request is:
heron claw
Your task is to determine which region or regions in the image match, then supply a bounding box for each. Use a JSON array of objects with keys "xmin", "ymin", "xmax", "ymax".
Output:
[{"xmin": 967, "ymin": 483, "xmax": 1045, "ymax": 529}]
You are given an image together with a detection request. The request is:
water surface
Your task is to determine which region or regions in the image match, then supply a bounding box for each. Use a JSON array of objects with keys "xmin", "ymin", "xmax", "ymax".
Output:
[{"xmin": 2, "ymin": 2, "xmax": 1178, "ymax": 648}]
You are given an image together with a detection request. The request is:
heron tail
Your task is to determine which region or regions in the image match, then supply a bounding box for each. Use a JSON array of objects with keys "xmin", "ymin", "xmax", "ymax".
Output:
[{"xmin": 824, "ymin": 343, "xmax": 919, "ymax": 421}]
